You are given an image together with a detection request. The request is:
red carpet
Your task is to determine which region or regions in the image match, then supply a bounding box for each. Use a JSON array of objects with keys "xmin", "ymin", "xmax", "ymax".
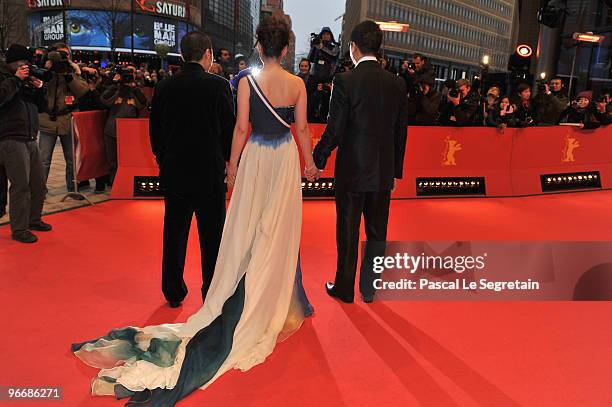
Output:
[{"xmin": 1, "ymin": 192, "xmax": 612, "ymax": 406}]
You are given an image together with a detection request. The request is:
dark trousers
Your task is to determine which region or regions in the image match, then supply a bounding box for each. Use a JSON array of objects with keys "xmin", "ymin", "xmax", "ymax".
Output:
[
  {"xmin": 162, "ymin": 190, "xmax": 226, "ymax": 303},
  {"xmin": 0, "ymin": 140, "xmax": 46, "ymax": 234},
  {"xmin": 104, "ymin": 135, "xmax": 117, "ymax": 185},
  {"xmin": 0, "ymin": 165, "xmax": 7, "ymax": 215},
  {"xmin": 333, "ymin": 188, "xmax": 391, "ymax": 300}
]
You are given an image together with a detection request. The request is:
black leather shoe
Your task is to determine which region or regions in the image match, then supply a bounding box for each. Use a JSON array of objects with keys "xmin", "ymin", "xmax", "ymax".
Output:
[
  {"xmin": 12, "ymin": 231, "xmax": 38, "ymax": 243},
  {"xmin": 325, "ymin": 282, "xmax": 354, "ymax": 303},
  {"xmin": 361, "ymin": 293, "xmax": 374, "ymax": 303},
  {"xmin": 30, "ymin": 221, "xmax": 52, "ymax": 232},
  {"xmin": 168, "ymin": 301, "xmax": 182, "ymax": 308}
]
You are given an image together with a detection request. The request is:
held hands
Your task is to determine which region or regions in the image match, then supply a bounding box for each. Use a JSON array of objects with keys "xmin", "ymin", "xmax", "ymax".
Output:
[
  {"xmin": 226, "ymin": 161, "xmax": 238, "ymax": 188},
  {"xmin": 304, "ymin": 163, "xmax": 320, "ymax": 182}
]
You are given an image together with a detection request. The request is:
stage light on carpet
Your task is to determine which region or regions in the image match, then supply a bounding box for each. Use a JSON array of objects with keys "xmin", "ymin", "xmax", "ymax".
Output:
[
  {"xmin": 134, "ymin": 176, "xmax": 164, "ymax": 197},
  {"xmin": 540, "ymin": 171, "xmax": 601, "ymax": 192},
  {"xmin": 417, "ymin": 177, "xmax": 486, "ymax": 196},
  {"xmin": 302, "ymin": 177, "xmax": 335, "ymax": 198}
]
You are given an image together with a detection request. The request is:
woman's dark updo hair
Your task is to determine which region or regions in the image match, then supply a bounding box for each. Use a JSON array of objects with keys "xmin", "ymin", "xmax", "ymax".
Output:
[{"xmin": 257, "ymin": 16, "xmax": 289, "ymax": 59}]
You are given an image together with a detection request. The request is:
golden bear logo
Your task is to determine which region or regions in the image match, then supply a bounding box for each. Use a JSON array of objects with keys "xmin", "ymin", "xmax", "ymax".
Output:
[
  {"xmin": 442, "ymin": 136, "xmax": 462, "ymax": 166},
  {"xmin": 562, "ymin": 134, "xmax": 580, "ymax": 163}
]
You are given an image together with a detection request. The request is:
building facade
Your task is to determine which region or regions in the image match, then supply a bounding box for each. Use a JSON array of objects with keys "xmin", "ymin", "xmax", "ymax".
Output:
[
  {"xmin": 201, "ymin": 0, "xmax": 260, "ymax": 60},
  {"xmin": 342, "ymin": 0, "xmax": 517, "ymax": 83},
  {"xmin": 260, "ymin": 0, "xmax": 295, "ymax": 72}
]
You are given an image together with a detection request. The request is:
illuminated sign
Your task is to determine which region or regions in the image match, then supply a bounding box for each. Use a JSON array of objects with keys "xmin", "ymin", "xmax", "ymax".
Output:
[
  {"xmin": 135, "ymin": 0, "xmax": 187, "ymax": 19},
  {"xmin": 27, "ymin": 0, "xmax": 69, "ymax": 8}
]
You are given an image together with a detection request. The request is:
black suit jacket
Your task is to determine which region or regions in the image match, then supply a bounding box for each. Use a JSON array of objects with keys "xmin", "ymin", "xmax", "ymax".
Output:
[
  {"xmin": 150, "ymin": 63, "xmax": 235, "ymax": 194},
  {"xmin": 313, "ymin": 60, "xmax": 408, "ymax": 192}
]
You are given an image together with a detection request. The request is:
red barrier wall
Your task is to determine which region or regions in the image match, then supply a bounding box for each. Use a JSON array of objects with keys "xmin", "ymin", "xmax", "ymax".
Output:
[
  {"xmin": 112, "ymin": 119, "xmax": 612, "ymax": 199},
  {"xmin": 72, "ymin": 111, "xmax": 111, "ymax": 182}
]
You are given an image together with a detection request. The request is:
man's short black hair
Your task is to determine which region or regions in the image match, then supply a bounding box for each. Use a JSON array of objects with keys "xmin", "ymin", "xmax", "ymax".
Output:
[
  {"xmin": 350, "ymin": 20, "xmax": 382, "ymax": 56},
  {"xmin": 218, "ymin": 48, "xmax": 230, "ymax": 55},
  {"xmin": 181, "ymin": 31, "xmax": 212, "ymax": 63},
  {"xmin": 413, "ymin": 53, "xmax": 427, "ymax": 61},
  {"xmin": 300, "ymin": 58, "xmax": 310, "ymax": 65},
  {"xmin": 551, "ymin": 76, "xmax": 564, "ymax": 83}
]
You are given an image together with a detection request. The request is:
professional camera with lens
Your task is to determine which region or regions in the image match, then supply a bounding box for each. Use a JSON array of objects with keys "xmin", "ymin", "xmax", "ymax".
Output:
[
  {"xmin": 310, "ymin": 32, "xmax": 321, "ymax": 47},
  {"xmin": 536, "ymin": 77, "xmax": 548, "ymax": 94},
  {"xmin": 448, "ymin": 87, "xmax": 460, "ymax": 98},
  {"xmin": 27, "ymin": 65, "xmax": 53, "ymax": 82},
  {"xmin": 47, "ymin": 50, "xmax": 72, "ymax": 74},
  {"xmin": 408, "ymin": 62, "xmax": 416, "ymax": 71},
  {"xmin": 114, "ymin": 66, "xmax": 135, "ymax": 84}
]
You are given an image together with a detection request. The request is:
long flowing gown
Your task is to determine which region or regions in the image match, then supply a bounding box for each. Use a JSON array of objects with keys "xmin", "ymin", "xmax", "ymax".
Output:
[{"xmin": 72, "ymin": 73, "xmax": 314, "ymax": 406}]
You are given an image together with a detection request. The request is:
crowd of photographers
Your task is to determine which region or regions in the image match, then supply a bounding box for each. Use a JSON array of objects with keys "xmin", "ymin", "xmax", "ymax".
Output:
[
  {"xmin": 293, "ymin": 27, "xmax": 612, "ymax": 129},
  {"xmin": 1, "ymin": 29, "xmax": 611, "ymax": 242}
]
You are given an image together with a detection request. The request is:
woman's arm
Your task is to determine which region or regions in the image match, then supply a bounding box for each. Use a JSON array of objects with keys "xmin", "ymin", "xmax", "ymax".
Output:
[
  {"xmin": 226, "ymin": 77, "xmax": 250, "ymax": 187},
  {"xmin": 294, "ymin": 77, "xmax": 316, "ymax": 175}
]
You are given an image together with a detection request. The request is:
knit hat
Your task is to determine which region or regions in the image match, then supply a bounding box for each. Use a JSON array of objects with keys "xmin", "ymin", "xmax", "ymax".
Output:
[
  {"xmin": 576, "ymin": 90, "xmax": 592, "ymax": 101},
  {"xmin": 5, "ymin": 44, "xmax": 33, "ymax": 64}
]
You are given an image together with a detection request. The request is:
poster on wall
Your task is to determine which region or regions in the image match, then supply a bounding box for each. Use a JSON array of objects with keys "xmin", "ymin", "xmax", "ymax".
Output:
[{"xmin": 29, "ymin": 10, "xmax": 65, "ymax": 46}]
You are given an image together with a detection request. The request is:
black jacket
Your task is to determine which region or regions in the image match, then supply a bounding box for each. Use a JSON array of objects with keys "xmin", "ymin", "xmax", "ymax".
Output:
[
  {"xmin": 313, "ymin": 60, "xmax": 408, "ymax": 191},
  {"xmin": 0, "ymin": 62, "xmax": 47, "ymax": 142},
  {"xmin": 514, "ymin": 100, "xmax": 538, "ymax": 127},
  {"xmin": 535, "ymin": 92, "xmax": 568, "ymax": 125},
  {"xmin": 407, "ymin": 89, "xmax": 441, "ymax": 125},
  {"xmin": 558, "ymin": 106, "xmax": 601, "ymax": 129},
  {"xmin": 485, "ymin": 106, "xmax": 519, "ymax": 128},
  {"xmin": 149, "ymin": 63, "xmax": 235, "ymax": 194},
  {"xmin": 102, "ymin": 84, "xmax": 147, "ymax": 138}
]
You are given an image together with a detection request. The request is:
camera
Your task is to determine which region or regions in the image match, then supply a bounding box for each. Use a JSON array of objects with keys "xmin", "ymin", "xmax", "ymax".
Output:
[
  {"xmin": 27, "ymin": 65, "xmax": 53, "ymax": 82},
  {"xmin": 449, "ymin": 87, "xmax": 460, "ymax": 98},
  {"xmin": 114, "ymin": 66, "xmax": 135, "ymax": 84},
  {"xmin": 408, "ymin": 63, "xmax": 416, "ymax": 71},
  {"xmin": 310, "ymin": 33, "xmax": 321, "ymax": 47},
  {"xmin": 47, "ymin": 50, "xmax": 72, "ymax": 74}
]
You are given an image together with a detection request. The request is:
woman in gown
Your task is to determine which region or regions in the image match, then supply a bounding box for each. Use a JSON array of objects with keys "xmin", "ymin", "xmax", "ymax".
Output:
[{"xmin": 72, "ymin": 16, "xmax": 319, "ymax": 406}]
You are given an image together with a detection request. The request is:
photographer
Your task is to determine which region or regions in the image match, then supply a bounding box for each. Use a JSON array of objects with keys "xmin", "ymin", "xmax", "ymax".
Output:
[
  {"xmin": 100, "ymin": 65, "xmax": 147, "ymax": 184},
  {"xmin": 400, "ymin": 53, "xmax": 435, "ymax": 97},
  {"xmin": 38, "ymin": 42, "xmax": 89, "ymax": 194},
  {"xmin": 440, "ymin": 78, "xmax": 480, "ymax": 126},
  {"xmin": 486, "ymin": 96, "xmax": 519, "ymax": 129},
  {"xmin": 534, "ymin": 76, "xmax": 568, "ymax": 125},
  {"xmin": 406, "ymin": 78, "xmax": 441, "ymax": 125},
  {"xmin": 558, "ymin": 91, "xmax": 600, "ymax": 129},
  {"xmin": 308, "ymin": 27, "xmax": 340, "ymax": 123},
  {"xmin": 0, "ymin": 44, "xmax": 50, "ymax": 243},
  {"xmin": 514, "ymin": 83, "xmax": 538, "ymax": 127}
]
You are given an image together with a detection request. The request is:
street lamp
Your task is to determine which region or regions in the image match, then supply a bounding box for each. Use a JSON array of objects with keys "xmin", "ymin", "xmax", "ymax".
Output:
[
  {"xmin": 568, "ymin": 32, "xmax": 604, "ymax": 100},
  {"xmin": 482, "ymin": 54, "xmax": 490, "ymax": 66}
]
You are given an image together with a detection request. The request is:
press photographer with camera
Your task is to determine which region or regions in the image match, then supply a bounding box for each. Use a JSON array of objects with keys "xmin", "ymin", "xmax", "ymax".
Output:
[
  {"xmin": 399, "ymin": 53, "xmax": 435, "ymax": 97},
  {"xmin": 534, "ymin": 76, "xmax": 568, "ymax": 125},
  {"xmin": 0, "ymin": 44, "xmax": 51, "ymax": 243},
  {"xmin": 406, "ymin": 77, "xmax": 441, "ymax": 125},
  {"xmin": 439, "ymin": 78, "xmax": 480, "ymax": 126},
  {"xmin": 38, "ymin": 42, "xmax": 89, "ymax": 195},
  {"xmin": 308, "ymin": 27, "xmax": 340, "ymax": 123},
  {"xmin": 100, "ymin": 65, "xmax": 147, "ymax": 185}
]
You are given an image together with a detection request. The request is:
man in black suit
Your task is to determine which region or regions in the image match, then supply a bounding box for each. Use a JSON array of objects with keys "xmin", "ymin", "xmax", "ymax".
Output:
[
  {"xmin": 150, "ymin": 32, "xmax": 236, "ymax": 307},
  {"xmin": 313, "ymin": 20, "xmax": 408, "ymax": 303}
]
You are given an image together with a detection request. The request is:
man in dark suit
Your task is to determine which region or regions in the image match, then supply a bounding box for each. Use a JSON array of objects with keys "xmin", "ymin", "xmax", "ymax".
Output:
[
  {"xmin": 150, "ymin": 32, "xmax": 236, "ymax": 307},
  {"xmin": 313, "ymin": 20, "xmax": 408, "ymax": 303}
]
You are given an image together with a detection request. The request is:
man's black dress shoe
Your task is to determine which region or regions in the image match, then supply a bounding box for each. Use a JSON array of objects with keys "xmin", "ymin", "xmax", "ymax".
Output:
[
  {"xmin": 12, "ymin": 231, "xmax": 37, "ymax": 243},
  {"xmin": 30, "ymin": 221, "xmax": 52, "ymax": 232},
  {"xmin": 168, "ymin": 301, "xmax": 182, "ymax": 308},
  {"xmin": 361, "ymin": 293, "xmax": 374, "ymax": 303},
  {"xmin": 325, "ymin": 282, "xmax": 354, "ymax": 303}
]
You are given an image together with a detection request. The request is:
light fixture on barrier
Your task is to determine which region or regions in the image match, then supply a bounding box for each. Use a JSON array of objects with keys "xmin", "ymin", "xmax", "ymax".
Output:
[
  {"xmin": 540, "ymin": 171, "xmax": 601, "ymax": 192},
  {"xmin": 416, "ymin": 177, "xmax": 486, "ymax": 197},
  {"xmin": 540, "ymin": 72, "xmax": 546, "ymax": 80},
  {"xmin": 482, "ymin": 55, "xmax": 490, "ymax": 66},
  {"xmin": 134, "ymin": 176, "xmax": 164, "ymax": 197},
  {"xmin": 376, "ymin": 21, "xmax": 410, "ymax": 32},
  {"xmin": 302, "ymin": 177, "xmax": 335, "ymax": 198}
]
